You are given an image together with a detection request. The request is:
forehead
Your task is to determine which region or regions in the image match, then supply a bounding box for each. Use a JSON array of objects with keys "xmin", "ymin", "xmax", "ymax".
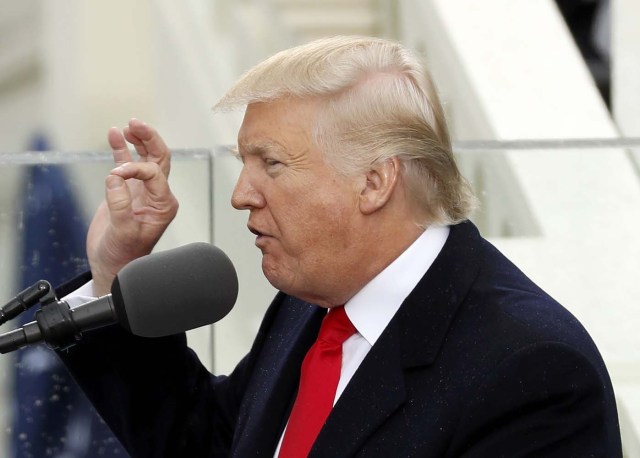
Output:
[{"xmin": 237, "ymin": 98, "xmax": 322, "ymax": 154}]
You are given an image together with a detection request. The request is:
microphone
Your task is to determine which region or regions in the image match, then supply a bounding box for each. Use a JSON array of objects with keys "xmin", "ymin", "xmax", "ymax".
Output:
[
  {"xmin": 0, "ymin": 242, "xmax": 238, "ymax": 354},
  {"xmin": 0, "ymin": 280, "xmax": 57, "ymax": 326}
]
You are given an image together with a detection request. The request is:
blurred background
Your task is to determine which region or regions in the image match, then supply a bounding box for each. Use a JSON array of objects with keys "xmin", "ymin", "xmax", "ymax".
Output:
[{"xmin": 0, "ymin": 0, "xmax": 638, "ymax": 456}]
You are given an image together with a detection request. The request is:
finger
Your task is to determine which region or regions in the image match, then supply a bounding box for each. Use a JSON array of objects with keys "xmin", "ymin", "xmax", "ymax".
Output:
[
  {"xmin": 108, "ymin": 127, "xmax": 133, "ymax": 166},
  {"xmin": 104, "ymin": 174, "xmax": 133, "ymax": 222},
  {"xmin": 110, "ymin": 162, "xmax": 172, "ymax": 202},
  {"xmin": 124, "ymin": 119, "xmax": 171, "ymax": 176},
  {"xmin": 123, "ymin": 124, "xmax": 149, "ymax": 160}
]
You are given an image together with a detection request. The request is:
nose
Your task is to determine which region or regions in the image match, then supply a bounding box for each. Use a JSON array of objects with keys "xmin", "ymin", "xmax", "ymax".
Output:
[{"xmin": 231, "ymin": 166, "xmax": 265, "ymax": 210}]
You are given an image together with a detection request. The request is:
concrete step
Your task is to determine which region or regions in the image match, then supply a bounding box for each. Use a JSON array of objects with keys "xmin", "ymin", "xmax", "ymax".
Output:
[
  {"xmin": 278, "ymin": 6, "xmax": 380, "ymax": 39},
  {"xmin": 274, "ymin": 0, "xmax": 373, "ymax": 6}
]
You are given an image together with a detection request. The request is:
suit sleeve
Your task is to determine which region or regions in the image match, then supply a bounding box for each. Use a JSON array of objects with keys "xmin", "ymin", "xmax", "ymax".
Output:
[
  {"xmin": 57, "ymin": 315, "xmax": 250, "ymax": 458},
  {"xmin": 446, "ymin": 341, "xmax": 621, "ymax": 458}
]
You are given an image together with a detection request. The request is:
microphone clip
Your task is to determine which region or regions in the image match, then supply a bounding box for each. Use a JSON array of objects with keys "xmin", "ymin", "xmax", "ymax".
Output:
[{"xmin": 35, "ymin": 300, "xmax": 82, "ymax": 351}]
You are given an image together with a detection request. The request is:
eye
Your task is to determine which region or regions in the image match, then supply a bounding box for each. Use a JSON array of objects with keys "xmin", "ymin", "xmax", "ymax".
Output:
[
  {"xmin": 263, "ymin": 157, "xmax": 285, "ymax": 177},
  {"xmin": 264, "ymin": 158, "xmax": 282, "ymax": 168}
]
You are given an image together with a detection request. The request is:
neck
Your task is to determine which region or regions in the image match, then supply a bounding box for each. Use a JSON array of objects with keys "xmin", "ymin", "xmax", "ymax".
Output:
[{"xmin": 316, "ymin": 217, "xmax": 424, "ymax": 308}]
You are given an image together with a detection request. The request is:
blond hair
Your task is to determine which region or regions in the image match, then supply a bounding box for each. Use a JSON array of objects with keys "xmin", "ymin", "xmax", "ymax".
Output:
[{"xmin": 215, "ymin": 36, "xmax": 476, "ymax": 225}]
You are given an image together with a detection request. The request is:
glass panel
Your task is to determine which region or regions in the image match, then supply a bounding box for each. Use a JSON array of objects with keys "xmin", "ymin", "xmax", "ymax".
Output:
[
  {"xmin": 0, "ymin": 150, "xmax": 212, "ymax": 457},
  {"xmin": 1, "ymin": 140, "xmax": 639, "ymax": 455},
  {"xmin": 211, "ymin": 139, "xmax": 640, "ymax": 452}
]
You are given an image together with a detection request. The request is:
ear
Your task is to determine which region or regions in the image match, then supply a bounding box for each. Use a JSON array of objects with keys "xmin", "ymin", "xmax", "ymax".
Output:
[{"xmin": 359, "ymin": 157, "xmax": 401, "ymax": 215}]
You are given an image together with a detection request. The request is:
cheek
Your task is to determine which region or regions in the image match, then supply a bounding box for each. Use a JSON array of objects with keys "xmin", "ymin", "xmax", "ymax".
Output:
[
  {"xmin": 262, "ymin": 197, "xmax": 357, "ymax": 294},
  {"xmin": 269, "ymin": 176, "xmax": 358, "ymax": 254},
  {"xmin": 286, "ymin": 202, "xmax": 355, "ymax": 256}
]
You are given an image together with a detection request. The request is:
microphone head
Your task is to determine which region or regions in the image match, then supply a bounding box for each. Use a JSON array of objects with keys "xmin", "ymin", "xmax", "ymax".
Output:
[{"xmin": 111, "ymin": 242, "xmax": 238, "ymax": 338}]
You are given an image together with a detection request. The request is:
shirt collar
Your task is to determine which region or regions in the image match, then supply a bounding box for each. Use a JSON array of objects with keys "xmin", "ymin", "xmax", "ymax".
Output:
[{"xmin": 344, "ymin": 225, "xmax": 450, "ymax": 346}]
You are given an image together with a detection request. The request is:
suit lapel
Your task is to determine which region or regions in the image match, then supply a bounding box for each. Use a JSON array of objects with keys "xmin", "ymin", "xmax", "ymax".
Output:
[
  {"xmin": 310, "ymin": 222, "xmax": 483, "ymax": 456},
  {"xmin": 231, "ymin": 295, "xmax": 325, "ymax": 457}
]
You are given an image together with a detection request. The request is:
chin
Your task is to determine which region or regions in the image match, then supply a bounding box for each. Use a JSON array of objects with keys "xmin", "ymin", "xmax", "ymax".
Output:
[{"xmin": 262, "ymin": 261, "xmax": 288, "ymax": 291}]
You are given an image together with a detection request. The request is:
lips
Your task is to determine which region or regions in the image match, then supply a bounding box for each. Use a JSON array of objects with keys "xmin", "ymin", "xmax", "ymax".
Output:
[
  {"xmin": 247, "ymin": 224, "xmax": 265, "ymax": 237},
  {"xmin": 247, "ymin": 223, "xmax": 274, "ymax": 249}
]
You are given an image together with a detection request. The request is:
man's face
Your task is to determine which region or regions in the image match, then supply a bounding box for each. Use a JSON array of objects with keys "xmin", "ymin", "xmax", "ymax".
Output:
[{"xmin": 231, "ymin": 97, "xmax": 362, "ymax": 307}]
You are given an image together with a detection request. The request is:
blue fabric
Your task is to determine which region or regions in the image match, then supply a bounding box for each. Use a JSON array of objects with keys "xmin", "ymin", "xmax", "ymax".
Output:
[{"xmin": 12, "ymin": 139, "xmax": 128, "ymax": 457}]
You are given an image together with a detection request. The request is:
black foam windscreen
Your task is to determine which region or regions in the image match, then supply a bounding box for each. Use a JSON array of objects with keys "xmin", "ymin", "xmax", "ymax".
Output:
[{"xmin": 110, "ymin": 242, "xmax": 238, "ymax": 338}]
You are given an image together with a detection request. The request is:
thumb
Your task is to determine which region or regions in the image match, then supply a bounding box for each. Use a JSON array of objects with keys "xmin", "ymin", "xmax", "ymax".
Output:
[{"xmin": 105, "ymin": 175, "xmax": 132, "ymax": 223}]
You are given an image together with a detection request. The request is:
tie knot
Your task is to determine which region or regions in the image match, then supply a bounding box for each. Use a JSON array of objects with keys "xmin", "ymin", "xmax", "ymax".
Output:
[{"xmin": 317, "ymin": 306, "xmax": 356, "ymax": 346}]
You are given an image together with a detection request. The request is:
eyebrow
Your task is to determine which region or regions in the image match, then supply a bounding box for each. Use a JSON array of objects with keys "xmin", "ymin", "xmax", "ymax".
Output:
[
  {"xmin": 236, "ymin": 140, "xmax": 285, "ymax": 158},
  {"xmin": 228, "ymin": 145, "xmax": 240, "ymax": 159}
]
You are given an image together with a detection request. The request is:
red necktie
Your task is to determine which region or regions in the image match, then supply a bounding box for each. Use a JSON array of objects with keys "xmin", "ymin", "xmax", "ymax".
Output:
[{"xmin": 278, "ymin": 306, "xmax": 356, "ymax": 457}]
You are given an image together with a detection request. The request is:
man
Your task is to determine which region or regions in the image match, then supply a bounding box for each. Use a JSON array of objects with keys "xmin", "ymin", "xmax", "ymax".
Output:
[{"xmin": 58, "ymin": 36, "xmax": 622, "ymax": 456}]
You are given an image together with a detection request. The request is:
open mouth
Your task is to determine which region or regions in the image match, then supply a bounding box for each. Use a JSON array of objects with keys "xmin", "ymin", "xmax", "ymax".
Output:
[{"xmin": 248, "ymin": 225, "xmax": 263, "ymax": 237}]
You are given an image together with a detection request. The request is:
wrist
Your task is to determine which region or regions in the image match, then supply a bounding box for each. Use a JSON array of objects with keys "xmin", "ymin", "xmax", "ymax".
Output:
[{"xmin": 89, "ymin": 263, "xmax": 119, "ymax": 297}]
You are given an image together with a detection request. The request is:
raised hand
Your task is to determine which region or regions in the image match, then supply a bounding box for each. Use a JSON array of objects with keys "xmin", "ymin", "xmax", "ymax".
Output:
[{"xmin": 87, "ymin": 119, "xmax": 179, "ymax": 296}]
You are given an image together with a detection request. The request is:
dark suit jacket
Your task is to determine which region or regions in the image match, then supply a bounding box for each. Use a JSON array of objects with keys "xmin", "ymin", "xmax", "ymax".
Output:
[{"xmin": 57, "ymin": 221, "xmax": 622, "ymax": 457}]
